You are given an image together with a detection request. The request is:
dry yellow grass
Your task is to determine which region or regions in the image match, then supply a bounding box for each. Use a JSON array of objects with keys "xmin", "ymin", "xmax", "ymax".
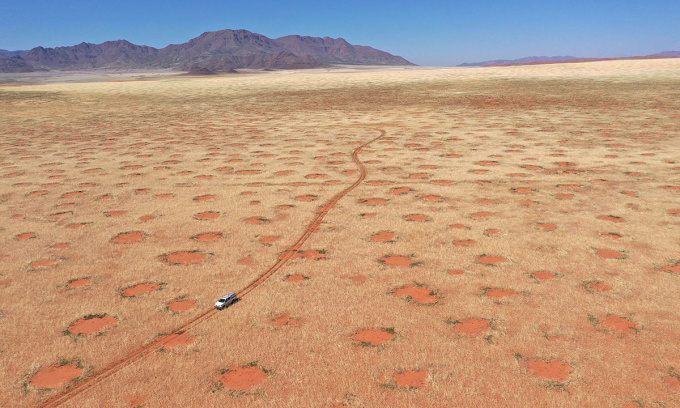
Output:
[{"xmin": 1, "ymin": 59, "xmax": 680, "ymax": 407}]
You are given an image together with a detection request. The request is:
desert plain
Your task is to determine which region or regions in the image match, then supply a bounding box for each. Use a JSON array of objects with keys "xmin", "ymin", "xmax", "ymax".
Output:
[{"xmin": 1, "ymin": 58, "xmax": 680, "ymax": 407}]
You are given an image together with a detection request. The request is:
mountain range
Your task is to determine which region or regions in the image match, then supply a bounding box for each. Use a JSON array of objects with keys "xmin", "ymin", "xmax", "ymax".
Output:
[
  {"xmin": 0, "ymin": 29, "xmax": 414, "ymax": 73},
  {"xmin": 460, "ymin": 51, "xmax": 680, "ymax": 67}
]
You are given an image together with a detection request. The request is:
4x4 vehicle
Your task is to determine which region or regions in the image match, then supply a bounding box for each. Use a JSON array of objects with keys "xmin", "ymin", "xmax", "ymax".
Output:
[{"xmin": 214, "ymin": 292, "xmax": 238, "ymax": 310}]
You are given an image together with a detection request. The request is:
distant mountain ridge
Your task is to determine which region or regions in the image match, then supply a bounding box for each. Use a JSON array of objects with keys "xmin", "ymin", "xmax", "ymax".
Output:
[
  {"xmin": 0, "ymin": 29, "xmax": 414, "ymax": 73},
  {"xmin": 460, "ymin": 51, "xmax": 680, "ymax": 67}
]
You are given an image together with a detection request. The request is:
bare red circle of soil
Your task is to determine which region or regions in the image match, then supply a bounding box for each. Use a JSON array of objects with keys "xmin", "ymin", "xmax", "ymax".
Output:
[
  {"xmin": 360, "ymin": 198, "xmax": 388, "ymax": 205},
  {"xmin": 238, "ymin": 257, "xmax": 254, "ymax": 265},
  {"xmin": 16, "ymin": 232, "xmax": 37, "ymax": 240},
  {"xmin": 68, "ymin": 315, "xmax": 118, "ymax": 335},
  {"xmin": 29, "ymin": 364, "xmax": 83, "ymax": 389},
  {"xmin": 596, "ymin": 249, "xmax": 625, "ymax": 259},
  {"xmin": 125, "ymin": 396, "xmax": 148, "ymax": 407},
  {"xmin": 193, "ymin": 232, "xmax": 223, "ymax": 242},
  {"xmin": 295, "ymin": 195, "xmax": 318, "ymax": 201},
  {"xmin": 526, "ymin": 359, "xmax": 572, "ymax": 382},
  {"xmin": 451, "ymin": 318, "xmax": 490, "ymax": 335},
  {"xmin": 111, "ymin": 231, "xmax": 146, "ymax": 244},
  {"xmin": 193, "ymin": 194, "xmax": 216, "ymax": 201},
  {"xmin": 352, "ymin": 328, "xmax": 396, "ymax": 345},
  {"xmin": 67, "ymin": 278, "xmax": 91, "ymax": 289},
  {"xmin": 393, "ymin": 286, "xmax": 438, "ymax": 303},
  {"xmin": 194, "ymin": 211, "xmax": 220, "ymax": 220},
  {"xmin": 453, "ymin": 239, "xmax": 476, "ymax": 247},
  {"xmin": 139, "ymin": 214, "xmax": 156, "ymax": 221},
  {"xmin": 537, "ymin": 223, "xmax": 557, "ymax": 231},
  {"xmin": 664, "ymin": 376, "xmax": 680, "ymax": 390},
  {"xmin": 381, "ymin": 255, "xmax": 416, "ymax": 267},
  {"xmin": 394, "ymin": 370, "xmax": 428, "ymax": 388},
  {"xmin": 30, "ymin": 259, "xmax": 60, "ymax": 269},
  {"xmin": 162, "ymin": 251, "xmax": 207, "ymax": 265},
  {"xmin": 168, "ymin": 299, "xmax": 196, "ymax": 312},
  {"xmin": 259, "ymin": 235, "xmax": 280, "ymax": 245},
  {"xmin": 470, "ymin": 212, "xmax": 492, "ymax": 218},
  {"xmin": 485, "ymin": 288, "xmax": 520, "ymax": 299},
  {"xmin": 271, "ymin": 312, "xmax": 303, "ymax": 328},
  {"xmin": 245, "ymin": 216, "xmax": 269, "ymax": 224},
  {"xmin": 448, "ymin": 269, "xmax": 465, "ymax": 275},
  {"xmin": 602, "ymin": 315, "xmax": 638, "ymax": 333},
  {"xmin": 163, "ymin": 332, "xmax": 195, "ymax": 347},
  {"xmin": 371, "ymin": 231, "xmax": 396, "ymax": 242},
  {"xmin": 485, "ymin": 229, "xmax": 501, "ymax": 236},
  {"xmin": 421, "ymin": 195, "xmax": 443, "ymax": 202},
  {"xmin": 476, "ymin": 255, "xmax": 507, "ymax": 265},
  {"xmin": 532, "ymin": 271, "xmax": 558, "ymax": 281},
  {"xmin": 104, "ymin": 211, "xmax": 127, "ymax": 217},
  {"xmin": 391, "ymin": 187, "xmax": 412, "ymax": 195},
  {"xmin": 586, "ymin": 281, "xmax": 612, "ymax": 292},
  {"xmin": 122, "ymin": 283, "xmax": 160, "ymax": 297},
  {"xmin": 662, "ymin": 263, "xmax": 680, "ymax": 275},
  {"xmin": 153, "ymin": 193, "xmax": 174, "ymax": 199},
  {"xmin": 285, "ymin": 274, "xmax": 308, "ymax": 282},
  {"xmin": 403, "ymin": 214, "xmax": 430, "ymax": 222},
  {"xmin": 220, "ymin": 366, "xmax": 267, "ymax": 390}
]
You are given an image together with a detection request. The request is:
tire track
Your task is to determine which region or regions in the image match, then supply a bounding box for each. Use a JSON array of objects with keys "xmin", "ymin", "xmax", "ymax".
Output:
[{"xmin": 39, "ymin": 128, "xmax": 386, "ymax": 407}]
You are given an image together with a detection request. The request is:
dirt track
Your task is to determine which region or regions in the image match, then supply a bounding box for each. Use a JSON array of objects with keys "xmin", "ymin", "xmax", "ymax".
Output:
[{"xmin": 38, "ymin": 129, "xmax": 386, "ymax": 407}]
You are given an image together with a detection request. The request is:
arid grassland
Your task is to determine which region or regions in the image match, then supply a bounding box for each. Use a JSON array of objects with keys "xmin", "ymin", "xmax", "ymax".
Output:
[{"xmin": 1, "ymin": 59, "xmax": 679, "ymax": 407}]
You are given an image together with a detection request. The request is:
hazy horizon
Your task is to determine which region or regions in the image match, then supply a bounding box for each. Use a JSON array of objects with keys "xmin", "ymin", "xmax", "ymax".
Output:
[{"xmin": 2, "ymin": 0, "xmax": 679, "ymax": 66}]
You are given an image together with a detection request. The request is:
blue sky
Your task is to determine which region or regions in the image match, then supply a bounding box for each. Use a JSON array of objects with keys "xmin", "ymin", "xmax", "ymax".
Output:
[{"xmin": 1, "ymin": 0, "xmax": 678, "ymax": 65}]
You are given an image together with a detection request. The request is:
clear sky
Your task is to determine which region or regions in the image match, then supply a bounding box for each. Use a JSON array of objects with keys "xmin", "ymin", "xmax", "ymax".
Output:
[{"xmin": 1, "ymin": 0, "xmax": 678, "ymax": 66}]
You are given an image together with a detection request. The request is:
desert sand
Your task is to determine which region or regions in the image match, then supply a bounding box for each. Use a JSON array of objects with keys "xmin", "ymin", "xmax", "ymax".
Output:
[{"xmin": 1, "ymin": 58, "xmax": 679, "ymax": 407}]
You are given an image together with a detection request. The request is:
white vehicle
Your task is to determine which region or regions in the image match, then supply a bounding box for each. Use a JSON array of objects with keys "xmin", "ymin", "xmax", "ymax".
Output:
[{"xmin": 214, "ymin": 292, "xmax": 238, "ymax": 310}]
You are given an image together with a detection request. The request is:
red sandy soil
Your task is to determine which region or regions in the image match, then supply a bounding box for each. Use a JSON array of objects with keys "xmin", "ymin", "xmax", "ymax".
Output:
[
  {"xmin": 67, "ymin": 315, "xmax": 118, "ymax": 336},
  {"xmin": 453, "ymin": 239, "xmax": 477, "ymax": 247},
  {"xmin": 30, "ymin": 259, "xmax": 60, "ymax": 269},
  {"xmin": 485, "ymin": 288, "xmax": 520, "ymax": 299},
  {"xmin": 139, "ymin": 215, "xmax": 156, "ymax": 221},
  {"xmin": 596, "ymin": 249, "xmax": 625, "ymax": 259},
  {"xmin": 470, "ymin": 211, "xmax": 493, "ymax": 218},
  {"xmin": 531, "ymin": 271, "xmax": 558, "ymax": 281},
  {"xmin": 285, "ymin": 274, "xmax": 308, "ymax": 283},
  {"xmin": 121, "ymin": 283, "xmax": 160, "ymax": 297},
  {"xmin": 403, "ymin": 214, "xmax": 430, "ymax": 222},
  {"xmin": 271, "ymin": 312, "xmax": 302, "ymax": 328},
  {"xmin": 161, "ymin": 251, "xmax": 207, "ymax": 265},
  {"xmin": 237, "ymin": 257, "xmax": 254, "ymax": 265},
  {"xmin": 29, "ymin": 364, "xmax": 82, "ymax": 389},
  {"xmin": 451, "ymin": 318, "xmax": 491, "ymax": 335},
  {"xmin": 601, "ymin": 315, "xmax": 639, "ymax": 333},
  {"xmin": 381, "ymin": 255, "xmax": 416, "ymax": 267},
  {"xmin": 526, "ymin": 359, "xmax": 572, "ymax": 382},
  {"xmin": 598, "ymin": 215, "xmax": 626, "ymax": 223},
  {"xmin": 125, "ymin": 396, "xmax": 148, "ymax": 407},
  {"xmin": 476, "ymin": 255, "xmax": 507, "ymax": 265},
  {"xmin": 391, "ymin": 187, "xmax": 412, "ymax": 194},
  {"xmin": 194, "ymin": 211, "xmax": 220, "ymax": 220},
  {"xmin": 66, "ymin": 278, "xmax": 91, "ymax": 289},
  {"xmin": 371, "ymin": 231, "xmax": 396, "ymax": 242},
  {"xmin": 295, "ymin": 195, "xmax": 318, "ymax": 201},
  {"xmin": 162, "ymin": 332, "xmax": 195, "ymax": 347},
  {"xmin": 245, "ymin": 216, "xmax": 269, "ymax": 224},
  {"xmin": 536, "ymin": 223, "xmax": 558, "ymax": 231},
  {"xmin": 111, "ymin": 231, "xmax": 145, "ymax": 244},
  {"xmin": 219, "ymin": 366, "xmax": 267, "ymax": 390},
  {"xmin": 341, "ymin": 275, "xmax": 367, "ymax": 284},
  {"xmin": 167, "ymin": 299, "xmax": 196, "ymax": 312},
  {"xmin": 15, "ymin": 232, "xmax": 37, "ymax": 240},
  {"xmin": 394, "ymin": 370, "xmax": 428, "ymax": 388},
  {"xmin": 193, "ymin": 194, "xmax": 216, "ymax": 201},
  {"xmin": 359, "ymin": 198, "xmax": 388, "ymax": 205},
  {"xmin": 259, "ymin": 235, "xmax": 280, "ymax": 245},
  {"xmin": 448, "ymin": 269, "xmax": 465, "ymax": 275},
  {"xmin": 662, "ymin": 263, "xmax": 680, "ymax": 274},
  {"xmin": 586, "ymin": 281, "xmax": 613, "ymax": 292},
  {"xmin": 192, "ymin": 232, "xmax": 222, "ymax": 242},
  {"xmin": 393, "ymin": 286, "xmax": 438, "ymax": 303},
  {"xmin": 351, "ymin": 328, "xmax": 396, "ymax": 345}
]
